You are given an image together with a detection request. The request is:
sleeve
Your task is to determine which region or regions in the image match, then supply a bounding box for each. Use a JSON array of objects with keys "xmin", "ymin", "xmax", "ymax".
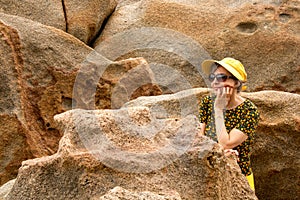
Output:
[
  {"xmin": 198, "ymin": 96, "xmax": 210, "ymax": 124},
  {"xmin": 235, "ymin": 108, "xmax": 259, "ymax": 137}
]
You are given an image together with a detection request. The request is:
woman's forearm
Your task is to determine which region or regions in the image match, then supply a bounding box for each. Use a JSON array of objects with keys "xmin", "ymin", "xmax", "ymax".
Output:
[{"xmin": 214, "ymin": 109, "xmax": 231, "ymax": 148}]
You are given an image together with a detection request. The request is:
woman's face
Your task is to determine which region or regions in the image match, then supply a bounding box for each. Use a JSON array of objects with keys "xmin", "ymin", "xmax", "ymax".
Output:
[{"xmin": 210, "ymin": 66, "xmax": 237, "ymax": 93}]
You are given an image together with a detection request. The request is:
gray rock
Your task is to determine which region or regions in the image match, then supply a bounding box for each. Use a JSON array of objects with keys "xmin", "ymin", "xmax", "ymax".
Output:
[{"xmin": 0, "ymin": 179, "xmax": 15, "ymax": 200}]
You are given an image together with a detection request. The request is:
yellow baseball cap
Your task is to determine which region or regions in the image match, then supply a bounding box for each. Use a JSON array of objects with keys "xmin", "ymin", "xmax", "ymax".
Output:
[{"xmin": 201, "ymin": 57, "xmax": 247, "ymax": 82}]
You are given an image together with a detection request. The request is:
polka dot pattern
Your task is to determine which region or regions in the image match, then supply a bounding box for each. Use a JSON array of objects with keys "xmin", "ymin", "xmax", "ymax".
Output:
[{"xmin": 198, "ymin": 95, "xmax": 259, "ymax": 176}]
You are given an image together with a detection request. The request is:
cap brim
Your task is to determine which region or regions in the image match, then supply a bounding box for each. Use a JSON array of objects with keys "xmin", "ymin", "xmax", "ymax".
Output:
[{"xmin": 201, "ymin": 60, "xmax": 218, "ymax": 75}]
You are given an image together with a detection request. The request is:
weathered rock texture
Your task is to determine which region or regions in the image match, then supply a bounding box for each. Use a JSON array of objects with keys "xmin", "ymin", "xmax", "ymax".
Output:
[
  {"xmin": 0, "ymin": 0, "xmax": 65, "ymax": 30},
  {"xmin": 5, "ymin": 105, "xmax": 257, "ymax": 200},
  {"xmin": 0, "ymin": 13, "xmax": 161, "ymax": 186},
  {"xmin": 0, "ymin": 12, "xmax": 92, "ymax": 186},
  {"xmin": 98, "ymin": 186, "xmax": 182, "ymax": 200},
  {"xmin": 242, "ymin": 91, "xmax": 300, "ymax": 200},
  {"xmin": 1, "ymin": 86, "xmax": 299, "ymax": 200},
  {"xmin": 64, "ymin": 0, "xmax": 117, "ymax": 44},
  {"xmin": 73, "ymin": 55, "xmax": 162, "ymax": 110},
  {"xmin": 0, "ymin": 0, "xmax": 117, "ymax": 44},
  {"xmin": 95, "ymin": 0, "xmax": 300, "ymax": 93}
]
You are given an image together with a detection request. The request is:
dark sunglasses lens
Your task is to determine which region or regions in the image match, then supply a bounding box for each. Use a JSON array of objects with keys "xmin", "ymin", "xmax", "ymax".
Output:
[
  {"xmin": 216, "ymin": 74, "xmax": 228, "ymax": 82},
  {"xmin": 208, "ymin": 74, "xmax": 228, "ymax": 82},
  {"xmin": 208, "ymin": 74, "xmax": 215, "ymax": 82}
]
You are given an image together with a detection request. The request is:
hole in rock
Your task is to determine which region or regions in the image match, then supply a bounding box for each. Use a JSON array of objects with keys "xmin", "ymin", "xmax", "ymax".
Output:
[
  {"xmin": 236, "ymin": 22, "xmax": 258, "ymax": 34},
  {"xmin": 62, "ymin": 96, "xmax": 74, "ymax": 111},
  {"xmin": 279, "ymin": 13, "xmax": 291, "ymax": 23}
]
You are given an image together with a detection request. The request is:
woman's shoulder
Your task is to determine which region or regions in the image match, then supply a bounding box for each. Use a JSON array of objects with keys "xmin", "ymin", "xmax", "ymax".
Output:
[
  {"xmin": 242, "ymin": 99, "xmax": 259, "ymax": 114},
  {"xmin": 243, "ymin": 98, "xmax": 257, "ymax": 107}
]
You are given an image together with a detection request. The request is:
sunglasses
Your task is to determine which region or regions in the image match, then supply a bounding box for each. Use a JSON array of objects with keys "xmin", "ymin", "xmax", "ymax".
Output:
[{"xmin": 208, "ymin": 73, "xmax": 235, "ymax": 82}]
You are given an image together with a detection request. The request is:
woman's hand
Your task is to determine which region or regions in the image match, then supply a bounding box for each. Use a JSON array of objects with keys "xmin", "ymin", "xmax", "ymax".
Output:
[
  {"xmin": 214, "ymin": 86, "xmax": 233, "ymax": 111},
  {"xmin": 224, "ymin": 149, "xmax": 239, "ymax": 161}
]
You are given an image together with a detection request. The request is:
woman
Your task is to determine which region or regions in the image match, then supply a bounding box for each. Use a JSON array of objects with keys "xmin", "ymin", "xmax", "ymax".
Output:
[{"xmin": 198, "ymin": 57, "xmax": 259, "ymax": 191}]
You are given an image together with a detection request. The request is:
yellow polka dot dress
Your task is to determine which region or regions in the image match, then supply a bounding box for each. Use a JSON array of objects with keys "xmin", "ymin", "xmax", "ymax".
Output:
[{"xmin": 198, "ymin": 95, "xmax": 259, "ymax": 176}]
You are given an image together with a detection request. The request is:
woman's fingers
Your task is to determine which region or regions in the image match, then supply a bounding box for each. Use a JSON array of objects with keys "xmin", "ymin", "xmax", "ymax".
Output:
[
  {"xmin": 226, "ymin": 87, "xmax": 233, "ymax": 98},
  {"xmin": 215, "ymin": 86, "xmax": 233, "ymax": 110},
  {"xmin": 224, "ymin": 86, "xmax": 233, "ymax": 95},
  {"xmin": 224, "ymin": 149, "xmax": 239, "ymax": 161}
]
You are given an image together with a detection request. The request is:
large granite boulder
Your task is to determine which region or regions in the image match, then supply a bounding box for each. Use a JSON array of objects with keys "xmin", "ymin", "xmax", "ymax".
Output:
[
  {"xmin": 0, "ymin": 0, "xmax": 117, "ymax": 44},
  {"xmin": 242, "ymin": 91, "xmax": 300, "ymax": 200},
  {"xmin": 0, "ymin": 12, "xmax": 91, "ymax": 186},
  {"xmin": 4, "ymin": 105, "xmax": 257, "ymax": 200},
  {"xmin": 63, "ymin": 0, "xmax": 117, "ymax": 44},
  {"xmin": 0, "ymin": 13, "xmax": 161, "ymax": 186},
  {"xmin": 94, "ymin": 0, "xmax": 300, "ymax": 93},
  {"xmin": 0, "ymin": 0, "xmax": 65, "ymax": 30}
]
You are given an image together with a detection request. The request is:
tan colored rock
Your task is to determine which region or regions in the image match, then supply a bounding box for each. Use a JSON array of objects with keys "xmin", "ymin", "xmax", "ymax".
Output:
[
  {"xmin": 64, "ymin": 0, "xmax": 117, "ymax": 44},
  {"xmin": 0, "ymin": 0, "xmax": 65, "ymax": 30},
  {"xmin": 123, "ymin": 88, "xmax": 209, "ymax": 119},
  {"xmin": 0, "ymin": 13, "xmax": 93, "ymax": 152},
  {"xmin": 41, "ymin": 56, "xmax": 162, "ymax": 132},
  {"xmin": 97, "ymin": 186, "xmax": 182, "ymax": 200},
  {"xmin": 0, "ymin": 115, "xmax": 32, "ymax": 186},
  {"xmin": 0, "ymin": 11, "xmax": 92, "ymax": 185},
  {"xmin": 242, "ymin": 91, "xmax": 300, "ymax": 200},
  {"xmin": 72, "ymin": 56, "xmax": 162, "ymax": 111},
  {"xmin": 6, "ymin": 87, "xmax": 298, "ymax": 199},
  {"xmin": 5, "ymin": 106, "xmax": 257, "ymax": 200},
  {"xmin": 94, "ymin": 0, "xmax": 300, "ymax": 94},
  {"xmin": 0, "ymin": 12, "xmax": 162, "ymax": 186},
  {"xmin": 0, "ymin": 0, "xmax": 117, "ymax": 44}
]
